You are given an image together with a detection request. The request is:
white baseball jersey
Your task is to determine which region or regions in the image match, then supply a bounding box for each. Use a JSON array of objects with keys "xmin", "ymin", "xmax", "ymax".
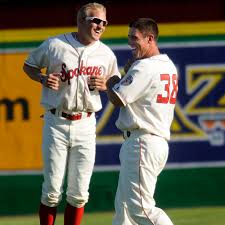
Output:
[
  {"xmin": 113, "ymin": 54, "xmax": 178, "ymax": 140},
  {"xmin": 25, "ymin": 32, "xmax": 120, "ymax": 113}
]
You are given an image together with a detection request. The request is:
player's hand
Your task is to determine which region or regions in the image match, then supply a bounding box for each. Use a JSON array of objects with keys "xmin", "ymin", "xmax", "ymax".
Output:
[
  {"xmin": 89, "ymin": 75, "xmax": 107, "ymax": 91},
  {"xmin": 43, "ymin": 73, "xmax": 61, "ymax": 90},
  {"xmin": 124, "ymin": 58, "xmax": 136, "ymax": 73}
]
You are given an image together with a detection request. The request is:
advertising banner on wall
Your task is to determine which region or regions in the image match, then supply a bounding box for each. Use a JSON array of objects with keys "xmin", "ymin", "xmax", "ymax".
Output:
[
  {"xmin": 95, "ymin": 43, "xmax": 225, "ymax": 170},
  {"xmin": 0, "ymin": 23, "xmax": 225, "ymax": 172}
]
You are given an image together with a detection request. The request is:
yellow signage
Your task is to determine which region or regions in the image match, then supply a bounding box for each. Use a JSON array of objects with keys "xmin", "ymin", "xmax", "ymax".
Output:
[{"xmin": 0, "ymin": 52, "xmax": 43, "ymax": 170}]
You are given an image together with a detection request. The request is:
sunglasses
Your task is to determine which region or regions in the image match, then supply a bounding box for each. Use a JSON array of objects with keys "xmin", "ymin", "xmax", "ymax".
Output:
[{"xmin": 85, "ymin": 17, "xmax": 108, "ymax": 27}]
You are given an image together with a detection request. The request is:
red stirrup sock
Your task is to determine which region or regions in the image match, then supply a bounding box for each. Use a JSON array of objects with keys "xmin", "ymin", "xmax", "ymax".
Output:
[
  {"xmin": 64, "ymin": 203, "xmax": 84, "ymax": 225},
  {"xmin": 39, "ymin": 203, "xmax": 57, "ymax": 225}
]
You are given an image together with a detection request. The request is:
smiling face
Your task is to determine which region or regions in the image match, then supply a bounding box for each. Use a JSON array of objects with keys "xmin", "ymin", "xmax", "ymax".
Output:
[
  {"xmin": 128, "ymin": 27, "xmax": 152, "ymax": 59},
  {"xmin": 77, "ymin": 8, "xmax": 107, "ymax": 46}
]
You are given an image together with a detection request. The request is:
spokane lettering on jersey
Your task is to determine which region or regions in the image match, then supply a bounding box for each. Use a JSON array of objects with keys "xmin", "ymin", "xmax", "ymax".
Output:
[{"xmin": 61, "ymin": 60, "xmax": 102, "ymax": 85}]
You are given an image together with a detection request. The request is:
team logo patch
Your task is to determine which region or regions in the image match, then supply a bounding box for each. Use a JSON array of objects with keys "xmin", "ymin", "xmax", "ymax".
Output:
[{"xmin": 121, "ymin": 75, "xmax": 133, "ymax": 86}]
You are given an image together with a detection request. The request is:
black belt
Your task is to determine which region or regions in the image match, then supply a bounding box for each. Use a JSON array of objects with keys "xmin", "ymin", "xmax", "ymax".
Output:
[
  {"xmin": 50, "ymin": 109, "xmax": 92, "ymax": 121},
  {"xmin": 123, "ymin": 130, "xmax": 158, "ymax": 139}
]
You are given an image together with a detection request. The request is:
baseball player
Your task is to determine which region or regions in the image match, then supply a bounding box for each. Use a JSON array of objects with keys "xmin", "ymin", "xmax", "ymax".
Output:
[
  {"xmin": 23, "ymin": 3, "xmax": 120, "ymax": 225},
  {"xmin": 106, "ymin": 18, "xmax": 178, "ymax": 225}
]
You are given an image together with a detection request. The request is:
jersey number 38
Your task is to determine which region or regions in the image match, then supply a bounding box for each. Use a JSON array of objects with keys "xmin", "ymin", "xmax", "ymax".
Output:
[{"xmin": 156, "ymin": 74, "xmax": 178, "ymax": 104}]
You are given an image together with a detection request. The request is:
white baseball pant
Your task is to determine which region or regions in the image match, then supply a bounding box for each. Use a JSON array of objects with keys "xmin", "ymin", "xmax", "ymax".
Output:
[
  {"xmin": 112, "ymin": 130, "xmax": 174, "ymax": 225},
  {"xmin": 41, "ymin": 111, "xmax": 96, "ymax": 208}
]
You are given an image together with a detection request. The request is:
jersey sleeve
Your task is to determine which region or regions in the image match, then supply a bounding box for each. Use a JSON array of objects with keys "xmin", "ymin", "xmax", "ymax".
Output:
[
  {"xmin": 112, "ymin": 60, "xmax": 152, "ymax": 105},
  {"xmin": 107, "ymin": 51, "xmax": 121, "ymax": 79},
  {"xmin": 24, "ymin": 39, "xmax": 50, "ymax": 69}
]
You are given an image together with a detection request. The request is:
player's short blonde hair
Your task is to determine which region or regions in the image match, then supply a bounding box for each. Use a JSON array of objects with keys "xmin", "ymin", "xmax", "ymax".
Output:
[{"xmin": 77, "ymin": 2, "xmax": 106, "ymax": 24}]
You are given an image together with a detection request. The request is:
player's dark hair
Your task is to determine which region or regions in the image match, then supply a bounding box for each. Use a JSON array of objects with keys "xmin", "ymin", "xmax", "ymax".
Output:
[{"xmin": 129, "ymin": 18, "xmax": 159, "ymax": 41}]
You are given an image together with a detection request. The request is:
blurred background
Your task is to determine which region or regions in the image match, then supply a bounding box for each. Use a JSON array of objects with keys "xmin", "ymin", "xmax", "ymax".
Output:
[{"xmin": 0, "ymin": 0, "xmax": 225, "ymax": 217}]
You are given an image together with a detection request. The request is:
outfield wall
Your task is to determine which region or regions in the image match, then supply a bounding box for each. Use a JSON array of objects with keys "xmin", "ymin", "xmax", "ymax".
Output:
[
  {"xmin": 0, "ymin": 22, "xmax": 225, "ymax": 215},
  {"xmin": 1, "ymin": 168, "xmax": 225, "ymax": 215}
]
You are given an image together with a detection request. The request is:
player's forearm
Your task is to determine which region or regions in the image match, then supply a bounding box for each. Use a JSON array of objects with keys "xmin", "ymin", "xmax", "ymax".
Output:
[
  {"xmin": 106, "ymin": 75, "xmax": 120, "ymax": 89},
  {"xmin": 106, "ymin": 76, "xmax": 125, "ymax": 107},
  {"xmin": 23, "ymin": 64, "xmax": 44, "ymax": 84}
]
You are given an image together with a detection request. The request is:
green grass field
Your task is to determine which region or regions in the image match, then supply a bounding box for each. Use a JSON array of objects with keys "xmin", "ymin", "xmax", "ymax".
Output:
[{"xmin": 0, "ymin": 206, "xmax": 225, "ymax": 225}]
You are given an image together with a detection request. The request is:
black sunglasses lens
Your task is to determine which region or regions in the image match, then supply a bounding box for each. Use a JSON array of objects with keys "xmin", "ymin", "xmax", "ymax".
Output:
[
  {"xmin": 92, "ymin": 18, "xmax": 107, "ymax": 26},
  {"xmin": 92, "ymin": 18, "xmax": 101, "ymax": 24}
]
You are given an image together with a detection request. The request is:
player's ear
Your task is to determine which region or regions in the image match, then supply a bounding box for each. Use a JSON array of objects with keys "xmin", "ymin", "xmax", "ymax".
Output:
[{"xmin": 147, "ymin": 34, "xmax": 154, "ymax": 43}]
